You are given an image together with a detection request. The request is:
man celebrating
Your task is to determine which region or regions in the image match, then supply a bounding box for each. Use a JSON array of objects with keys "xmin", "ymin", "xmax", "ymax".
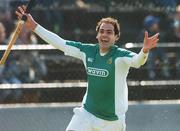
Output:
[{"xmin": 16, "ymin": 6, "xmax": 159, "ymax": 131}]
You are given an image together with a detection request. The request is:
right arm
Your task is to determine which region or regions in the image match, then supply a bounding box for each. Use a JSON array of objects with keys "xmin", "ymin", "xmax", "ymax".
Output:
[
  {"xmin": 16, "ymin": 6, "xmax": 66, "ymax": 52},
  {"xmin": 16, "ymin": 6, "xmax": 87, "ymax": 61},
  {"xmin": 34, "ymin": 24, "xmax": 66, "ymax": 52}
]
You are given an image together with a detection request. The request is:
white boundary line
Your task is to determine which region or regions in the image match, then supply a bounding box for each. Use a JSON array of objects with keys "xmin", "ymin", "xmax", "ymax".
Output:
[{"xmin": 0, "ymin": 100, "xmax": 180, "ymax": 109}]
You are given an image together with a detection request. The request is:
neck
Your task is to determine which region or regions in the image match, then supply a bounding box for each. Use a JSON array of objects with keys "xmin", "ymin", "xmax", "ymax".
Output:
[{"xmin": 100, "ymin": 48, "xmax": 110, "ymax": 54}]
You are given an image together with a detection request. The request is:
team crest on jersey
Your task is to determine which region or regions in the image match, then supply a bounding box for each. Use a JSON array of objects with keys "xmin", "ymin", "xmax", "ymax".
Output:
[
  {"xmin": 87, "ymin": 67, "xmax": 109, "ymax": 77},
  {"xmin": 107, "ymin": 57, "xmax": 113, "ymax": 64}
]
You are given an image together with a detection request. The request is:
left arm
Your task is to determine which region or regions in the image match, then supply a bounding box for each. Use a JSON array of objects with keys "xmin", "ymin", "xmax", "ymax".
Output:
[
  {"xmin": 129, "ymin": 49, "xmax": 149, "ymax": 68},
  {"xmin": 125, "ymin": 31, "xmax": 159, "ymax": 68}
]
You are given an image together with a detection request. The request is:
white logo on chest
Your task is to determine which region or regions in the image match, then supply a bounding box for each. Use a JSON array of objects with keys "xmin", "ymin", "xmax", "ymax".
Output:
[{"xmin": 87, "ymin": 67, "xmax": 109, "ymax": 77}]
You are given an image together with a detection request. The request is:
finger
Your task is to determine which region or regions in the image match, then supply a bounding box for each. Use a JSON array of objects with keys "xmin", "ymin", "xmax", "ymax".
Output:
[
  {"xmin": 15, "ymin": 11, "xmax": 23, "ymax": 18},
  {"xmin": 151, "ymin": 39, "xmax": 159, "ymax": 48},
  {"xmin": 18, "ymin": 6, "xmax": 25, "ymax": 14},
  {"xmin": 148, "ymin": 36, "xmax": 159, "ymax": 43},
  {"xmin": 151, "ymin": 38, "xmax": 159, "ymax": 44},
  {"xmin": 27, "ymin": 14, "xmax": 32, "ymax": 19},
  {"xmin": 146, "ymin": 38, "xmax": 159, "ymax": 49},
  {"xmin": 22, "ymin": 5, "xmax": 27, "ymax": 12},
  {"xmin": 24, "ymin": 13, "xmax": 31, "ymax": 21},
  {"xmin": 154, "ymin": 39, "xmax": 159, "ymax": 44},
  {"xmin": 155, "ymin": 32, "xmax": 159, "ymax": 36},
  {"xmin": 151, "ymin": 39, "xmax": 159, "ymax": 45},
  {"xmin": 144, "ymin": 31, "xmax": 148, "ymax": 40},
  {"xmin": 149, "ymin": 33, "xmax": 159, "ymax": 39},
  {"xmin": 152, "ymin": 43, "xmax": 157, "ymax": 48}
]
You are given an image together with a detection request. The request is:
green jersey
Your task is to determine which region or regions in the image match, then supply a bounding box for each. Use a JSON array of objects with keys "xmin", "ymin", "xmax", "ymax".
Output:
[
  {"xmin": 65, "ymin": 41, "xmax": 148, "ymax": 121},
  {"xmin": 34, "ymin": 24, "xmax": 148, "ymax": 121}
]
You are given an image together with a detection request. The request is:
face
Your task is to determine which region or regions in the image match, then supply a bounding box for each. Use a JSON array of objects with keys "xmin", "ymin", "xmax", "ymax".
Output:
[
  {"xmin": 96, "ymin": 22, "xmax": 118, "ymax": 53},
  {"xmin": 150, "ymin": 23, "xmax": 159, "ymax": 33}
]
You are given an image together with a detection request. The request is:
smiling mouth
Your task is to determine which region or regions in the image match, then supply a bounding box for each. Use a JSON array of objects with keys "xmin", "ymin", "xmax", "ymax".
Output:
[{"xmin": 101, "ymin": 39, "xmax": 109, "ymax": 43}]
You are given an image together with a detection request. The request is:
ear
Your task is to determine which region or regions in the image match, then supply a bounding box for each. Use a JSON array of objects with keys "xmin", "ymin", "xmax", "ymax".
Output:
[{"xmin": 96, "ymin": 34, "xmax": 99, "ymax": 39}]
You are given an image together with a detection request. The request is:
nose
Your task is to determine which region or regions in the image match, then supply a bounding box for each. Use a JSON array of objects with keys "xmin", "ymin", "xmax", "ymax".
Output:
[{"xmin": 101, "ymin": 32, "xmax": 108, "ymax": 37}]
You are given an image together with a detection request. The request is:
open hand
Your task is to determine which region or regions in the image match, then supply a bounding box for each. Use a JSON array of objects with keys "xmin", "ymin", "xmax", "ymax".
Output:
[{"xmin": 143, "ymin": 31, "xmax": 159, "ymax": 53}]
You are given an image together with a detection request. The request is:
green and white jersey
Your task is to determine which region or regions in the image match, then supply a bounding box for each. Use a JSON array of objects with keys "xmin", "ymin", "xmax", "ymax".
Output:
[
  {"xmin": 65, "ymin": 41, "xmax": 148, "ymax": 121},
  {"xmin": 34, "ymin": 24, "xmax": 148, "ymax": 121}
]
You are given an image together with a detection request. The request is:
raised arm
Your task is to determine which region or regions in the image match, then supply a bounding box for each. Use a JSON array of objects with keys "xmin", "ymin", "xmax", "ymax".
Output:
[
  {"xmin": 125, "ymin": 31, "xmax": 159, "ymax": 68},
  {"xmin": 142, "ymin": 31, "xmax": 159, "ymax": 53},
  {"xmin": 15, "ymin": 6, "xmax": 66, "ymax": 52}
]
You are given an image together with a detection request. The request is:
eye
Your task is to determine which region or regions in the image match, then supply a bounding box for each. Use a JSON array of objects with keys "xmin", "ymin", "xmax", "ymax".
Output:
[
  {"xmin": 107, "ymin": 31, "xmax": 113, "ymax": 35},
  {"xmin": 99, "ymin": 30, "xmax": 104, "ymax": 34},
  {"xmin": 107, "ymin": 30, "xmax": 113, "ymax": 35}
]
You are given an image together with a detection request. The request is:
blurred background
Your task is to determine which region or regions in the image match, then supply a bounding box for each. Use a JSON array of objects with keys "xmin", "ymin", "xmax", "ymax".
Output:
[{"xmin": 0, "ymin": 0, "xmax": 180, "ymax": 131}]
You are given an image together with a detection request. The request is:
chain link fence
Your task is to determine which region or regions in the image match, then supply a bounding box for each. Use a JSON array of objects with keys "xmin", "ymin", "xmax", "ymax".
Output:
[
  {"xmin": 0, "ymin": 0, "xmax": 180, "ymax": 103},
  {"xmin": 0, "ymin": 1, "xmax": 180, "ymax": 131}
]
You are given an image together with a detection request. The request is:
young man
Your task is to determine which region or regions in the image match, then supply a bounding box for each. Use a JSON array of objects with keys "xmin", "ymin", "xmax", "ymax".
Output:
[{"xmin": 16, "ymin": 6, "xmax": 159, "ymax": 131}]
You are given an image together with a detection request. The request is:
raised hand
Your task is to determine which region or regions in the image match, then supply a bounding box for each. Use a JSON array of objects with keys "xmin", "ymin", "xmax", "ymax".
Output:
[
  {"xmin": 15, "ymin": 5, "xmax": 37, "ymax": 31},
  {"xmin": 143, "ymin": 31, "xmax": 159, "ymax": 53}
]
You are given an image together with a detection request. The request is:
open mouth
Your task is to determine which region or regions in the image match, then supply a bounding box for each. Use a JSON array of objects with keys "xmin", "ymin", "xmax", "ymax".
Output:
[{"xmin": 101, "ymin": 39, "xmax": 109, "ymax": 43}]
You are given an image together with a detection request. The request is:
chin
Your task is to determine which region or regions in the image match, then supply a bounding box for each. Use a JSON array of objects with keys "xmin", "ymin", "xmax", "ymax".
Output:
[{"xmin": 100, "ymin": 45, "xmax": 109, "ymax": 50}]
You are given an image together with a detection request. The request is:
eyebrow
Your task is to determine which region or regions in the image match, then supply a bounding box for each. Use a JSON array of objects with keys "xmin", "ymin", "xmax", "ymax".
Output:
[{"xmin": 99, "ymin": 28, "xmax": 113, "ymax": 32}]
